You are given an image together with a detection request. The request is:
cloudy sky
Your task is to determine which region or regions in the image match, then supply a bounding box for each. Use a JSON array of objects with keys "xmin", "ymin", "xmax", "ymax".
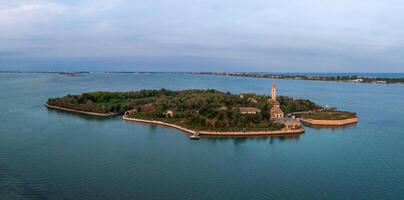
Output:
[{"xmin": 1, "ymin": 0, "xmax": 403, "ymax": 72}]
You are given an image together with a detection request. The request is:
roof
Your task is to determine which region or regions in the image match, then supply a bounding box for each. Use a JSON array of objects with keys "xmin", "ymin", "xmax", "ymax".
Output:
[
  {"xmin": 270, "ymin": 105, "xmax": 284, "ymax": 114},
  {"xmin": 248, "ymin": 97, "xmax": 258, "ymax": 103},
  {"xmin": 125, "ymin": 108, "xmax": 138, "ymax": 115},
  {"xmin": 239, "ymin": 107, "xmax": 261, "ymax": 113}
]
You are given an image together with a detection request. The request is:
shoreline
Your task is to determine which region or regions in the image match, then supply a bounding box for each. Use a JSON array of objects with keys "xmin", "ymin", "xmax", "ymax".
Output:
[
  {"xmin": 187, "ymin": 72, "xmax": 404, "ymax": 85},
  {"xmin": 123, "ymin": 116, "xmax": 305, "ymax": 137},
  {"xmin": 300, "ymin": 117, "xmax": 358, "ymax": 127},
  {"xmin": 44, "ymin": 104, "xmax": 357, "ymax": 136},
  {"xmin": 45, "ymin": 104, "xmax": 118, "ymax": 117},
  {"xmin": 44, "ymin": 104, "xmax": 305, "ymax": 137}
]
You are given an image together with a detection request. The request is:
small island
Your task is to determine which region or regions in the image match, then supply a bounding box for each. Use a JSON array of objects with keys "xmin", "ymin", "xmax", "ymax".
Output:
[
  {"xmin": 45, "ymin": 82, "xmax": 357, "ymax": 138},
  {"xmin": 300, "ymin": 110, "xmax": 358, "ymax": 127}
]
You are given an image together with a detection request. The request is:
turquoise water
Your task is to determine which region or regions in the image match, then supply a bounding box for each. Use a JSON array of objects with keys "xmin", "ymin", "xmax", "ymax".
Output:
[{"xmin": 1, "ymin": 73, "xmax": 403, "ymax": 200}]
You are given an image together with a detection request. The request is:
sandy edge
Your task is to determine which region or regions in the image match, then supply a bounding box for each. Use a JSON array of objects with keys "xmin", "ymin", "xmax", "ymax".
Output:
[
  {"xmin": 45, "ymin": 104, "xmax": 117, "ymax": 117},
  {"xmin": 300, "ymin": 117, "xmax": 358, "ymax": 126},
  {"xmin": 123, "ymin": 116, "xmax": 305, "ymax": 137}
]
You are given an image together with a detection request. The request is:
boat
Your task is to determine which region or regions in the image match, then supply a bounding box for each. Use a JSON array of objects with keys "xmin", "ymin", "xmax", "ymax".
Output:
[{"xmin": 190, "ymin": 135, "xmax": 200, "ymax": 140}]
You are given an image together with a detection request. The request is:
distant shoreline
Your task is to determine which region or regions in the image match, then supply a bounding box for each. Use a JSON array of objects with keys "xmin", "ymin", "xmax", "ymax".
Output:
[
  {"xmin": 185, "ymin": 72, "xmax": 404, "ymax": 84},
  {"xmin": 45, "ymin": 104, "xmax": 117, "ymax": 117},
  {"xmin": 2, "ymin": 71, "xmax": 404, "ymax": 81}
]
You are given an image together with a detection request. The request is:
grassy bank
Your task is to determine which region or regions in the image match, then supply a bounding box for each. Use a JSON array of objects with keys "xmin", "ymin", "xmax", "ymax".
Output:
[{"xmin": 303, "ymin": 111, "xmax": 357, "ymax": 120}]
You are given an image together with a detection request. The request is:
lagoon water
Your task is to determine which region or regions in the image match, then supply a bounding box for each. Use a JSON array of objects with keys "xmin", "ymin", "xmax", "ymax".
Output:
[{"xmin": 1, "ymin": 73, "xmax": 403, "ymax": 200}]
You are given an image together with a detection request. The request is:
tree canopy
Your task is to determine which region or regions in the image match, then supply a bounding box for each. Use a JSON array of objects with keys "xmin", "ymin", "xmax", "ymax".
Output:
[{"xmin": 47, "ymin": 89, "xmax": 322, "ymax": 131}]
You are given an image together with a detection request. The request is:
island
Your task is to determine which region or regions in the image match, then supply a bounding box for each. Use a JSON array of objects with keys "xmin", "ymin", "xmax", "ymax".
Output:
[
  {"xmin": 58, "ymin": 72, "xmax": 87, "ymax": 77},
  {"xmin": 45, "ymin": 82, "xmax": 357, "ymax": 138}
]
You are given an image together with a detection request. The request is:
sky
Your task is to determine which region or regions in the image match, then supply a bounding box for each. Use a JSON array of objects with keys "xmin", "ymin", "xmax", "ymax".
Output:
[{"xmin": 1, "ymin": 0, "xmax": 404, "ymax": 72}]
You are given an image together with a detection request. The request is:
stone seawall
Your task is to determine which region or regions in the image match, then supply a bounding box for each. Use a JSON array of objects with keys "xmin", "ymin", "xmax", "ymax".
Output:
[
  {"xmin": 199, "ymin": 129, "xmax": 305, "ymax": 137},
  {"xmin": 45, "ymin": 104, "xmax": 117, "ymax": 117},
  {"xmin": 300, "ymin": 117, "xmax": 358, "ymax": 126},
  {"xmin": 123, "ymin": 116, "xmax": 305, "ymax": 137}
]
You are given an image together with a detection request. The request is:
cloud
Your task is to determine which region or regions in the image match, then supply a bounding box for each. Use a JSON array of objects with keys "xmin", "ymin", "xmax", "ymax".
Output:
[{"xmin": 0, "ymin": 0, "xmax": 404, "ymax": 72}]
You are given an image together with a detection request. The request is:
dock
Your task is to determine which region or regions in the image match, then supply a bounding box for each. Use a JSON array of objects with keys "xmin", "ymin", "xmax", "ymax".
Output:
[{"xmin": 190, "ymin": 131, "xmax": 200, "ymax": 140}]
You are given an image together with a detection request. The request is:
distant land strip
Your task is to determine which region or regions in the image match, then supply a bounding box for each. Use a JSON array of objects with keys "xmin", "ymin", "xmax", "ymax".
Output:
[
  {"xmin": 186, "ymin": 72, "xmax": 404, "ymax": 84},
  {"xmin": 2, "ymin": 71, "xmax": 404, "ymax": 84}
]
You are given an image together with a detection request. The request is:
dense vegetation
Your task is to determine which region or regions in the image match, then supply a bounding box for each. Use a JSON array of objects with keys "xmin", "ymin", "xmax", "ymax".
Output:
[
  {"xmin": 47, "ymin": 89, "xmax": 171, "ymax": 114},
  {"xmin": 47, "ymin": 89, "xmax": 321, "ymax": 131},
  {"xmin": 303, "ymin": 111, "xmax": 357, "ymax": 120}
]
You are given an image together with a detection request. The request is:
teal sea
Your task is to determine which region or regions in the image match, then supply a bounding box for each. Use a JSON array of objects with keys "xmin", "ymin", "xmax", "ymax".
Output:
[{"xmin": 1, "ymin": 73, "xmax": 403, "ymax": 200}]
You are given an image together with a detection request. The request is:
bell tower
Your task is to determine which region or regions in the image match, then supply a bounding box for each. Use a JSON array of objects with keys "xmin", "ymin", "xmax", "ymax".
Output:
[{"xmin": 271, "ymin": 81, "xmax": 277, "ymax": 101}]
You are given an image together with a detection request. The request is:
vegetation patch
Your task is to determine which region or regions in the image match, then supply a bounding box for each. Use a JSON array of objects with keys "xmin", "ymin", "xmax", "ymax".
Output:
[{"xmin": 303, "ymin": 111, "xmax": 357, "ymax": 120}]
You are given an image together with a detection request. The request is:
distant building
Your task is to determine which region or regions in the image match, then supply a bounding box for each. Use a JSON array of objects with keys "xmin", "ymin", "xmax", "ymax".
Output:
[
  {"xmin": 247, "ymin": 97, "xmax": 258, "ymax": 104},
  {"xmin": 351, "ymin": 78, "xmax": 363, "ymax": 83},
  {"xmin": 124, "ymin": 108, "xmax": 138, "ymax": 116},
  {"xmin": 275, "ymin": 118, "xmax": 302, "ymax": 130},
  {"xmin": 239, "ymin": 107, "xmax": 261, "ymax": 114},
  {"xmin": 165, "ymin": 110, "xmax": 174, "ymax": 117}
]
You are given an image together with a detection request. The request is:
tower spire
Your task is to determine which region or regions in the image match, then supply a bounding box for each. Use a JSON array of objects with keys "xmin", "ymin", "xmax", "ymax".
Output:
[{"xmin": 271, "ymin": 80, "xmax": 277, "ymax": 101}]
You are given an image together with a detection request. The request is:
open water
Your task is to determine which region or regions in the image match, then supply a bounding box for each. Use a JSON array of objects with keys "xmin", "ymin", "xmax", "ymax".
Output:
[{"xmin": 0, "ymin": 73, "xmax": 403, "ymax": 200}]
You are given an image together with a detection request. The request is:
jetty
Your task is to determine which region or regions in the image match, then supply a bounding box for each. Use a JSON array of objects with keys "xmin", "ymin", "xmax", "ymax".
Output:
[{"xmin": 190, "ymin": 131, "xmax": 200, "ymax": 140}]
